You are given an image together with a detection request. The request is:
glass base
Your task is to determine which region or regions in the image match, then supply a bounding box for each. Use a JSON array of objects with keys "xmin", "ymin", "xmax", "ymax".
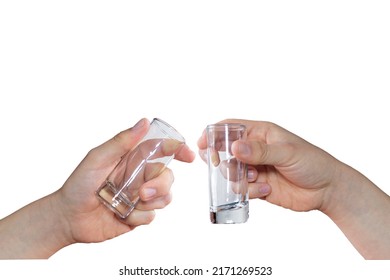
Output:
[
  {"xmin": 96, "ymin": 182, "xmax": 137, "ymax": 219},
  {"xmin": 210, "ymin": 202, "xmax": 249, "ymax": 224}
]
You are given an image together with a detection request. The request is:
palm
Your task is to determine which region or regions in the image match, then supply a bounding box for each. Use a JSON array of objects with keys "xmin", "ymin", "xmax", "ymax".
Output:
[{"xmin": 58, "ymin": 157, "xmax": 133, "ymax": 243}]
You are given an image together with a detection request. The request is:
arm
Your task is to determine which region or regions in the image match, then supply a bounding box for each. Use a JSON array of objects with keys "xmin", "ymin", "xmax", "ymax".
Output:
[
  {"xmin": 198, "ymin": 119, "xmax": 390, "ymax": 259},
  {"xmin": 323, "ymin": 162, "xmax": 390, "ymax": 259},
  {"xmin": 0, "ymin": 118, "xmax": 195, "ymax": 259},
  {"xmin": 0, "ymin": 193, "xmax": 72, "ymax": 259}
]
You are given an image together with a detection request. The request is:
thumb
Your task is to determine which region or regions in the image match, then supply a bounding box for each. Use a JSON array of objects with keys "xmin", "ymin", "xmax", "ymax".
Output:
[{"xmin": 232, "ymin": 140, "xmax": 290, "ymax": 167}]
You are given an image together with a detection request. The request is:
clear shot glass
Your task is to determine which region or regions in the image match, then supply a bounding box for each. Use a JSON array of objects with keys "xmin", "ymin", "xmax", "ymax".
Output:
[
  {"xmin": 96, "ymin": 118, "xmax": 185, "ymax": 219},
  {"xmin": 206, "ymin": 123, "xmax": 249, "ymax": 224}
]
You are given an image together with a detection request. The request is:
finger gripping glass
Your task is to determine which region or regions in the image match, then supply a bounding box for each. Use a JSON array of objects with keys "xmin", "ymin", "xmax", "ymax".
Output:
[{"xmin": 96, "ymin": 118, "xmax": 185, "ymax": 219}]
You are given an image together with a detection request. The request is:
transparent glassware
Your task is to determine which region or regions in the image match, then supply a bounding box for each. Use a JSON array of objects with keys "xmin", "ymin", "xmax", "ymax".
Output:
[
  {"xmin": 96, "ymin": 118, "xmax": 185, "ymax": 219},
  {"xmin": 206, "ymin": 123, "xmax": 249, "ymax": 224}
]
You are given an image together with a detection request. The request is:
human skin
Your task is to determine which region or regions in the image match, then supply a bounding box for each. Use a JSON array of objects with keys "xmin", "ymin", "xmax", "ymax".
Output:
[
  {"xmin": 198, "ymin": 119, "xmax": 390, "ymax": 259},
  {"xmin": 0, "ymin": 118, "xmax": 195, "ymax": 259}
]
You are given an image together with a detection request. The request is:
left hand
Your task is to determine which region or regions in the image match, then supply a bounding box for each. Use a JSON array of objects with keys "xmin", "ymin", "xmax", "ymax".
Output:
[{"xmin": 54, "ymin": 118, "xmax": 195, "ymax": 244}]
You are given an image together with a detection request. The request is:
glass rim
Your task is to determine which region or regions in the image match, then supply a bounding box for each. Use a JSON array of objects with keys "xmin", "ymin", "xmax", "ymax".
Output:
[
  {"xmin": 151, "ymin": 118, "xmax": 186, "ymax": 142},
  {"xmin": 206, "ymin": 123, "xmax": 246, "ymax": 132}
]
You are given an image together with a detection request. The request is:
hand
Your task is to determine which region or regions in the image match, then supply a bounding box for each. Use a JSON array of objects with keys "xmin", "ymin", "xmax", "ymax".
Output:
[
  {"xmin": 199, "ymin": 119, "xmax": 390, "ymax": 259},
  {"xmin": 54, "ymin": 118, "xmax": 195, "ymax": 244},
  {"xmin": 0, "ymin": 118, "xmax": 195, "ymax": 259},
  {"xmin": 198, "ymin": 119, "xmax": 341, "ymax": 212}
]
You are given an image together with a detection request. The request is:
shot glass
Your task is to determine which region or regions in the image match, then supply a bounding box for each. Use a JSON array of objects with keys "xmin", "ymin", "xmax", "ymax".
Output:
[
  {"xmin": 96, "ymin": 118, "xmax": 185, "ymax": 219},
  {"xmin": 206, "ymin": 123, "xmax": 249, "ymax": 224}
]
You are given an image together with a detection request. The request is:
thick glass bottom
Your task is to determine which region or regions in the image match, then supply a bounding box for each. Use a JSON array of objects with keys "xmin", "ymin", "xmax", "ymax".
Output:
[{"xmin": 210, "ymin": 202, "xmax": 249, "ymax": 224}]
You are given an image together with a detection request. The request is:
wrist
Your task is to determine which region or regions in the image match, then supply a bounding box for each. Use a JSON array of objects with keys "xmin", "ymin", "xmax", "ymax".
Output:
[
  {"xmin": 0, "ymin": 191, "xmax": 74, "ymax": 259},
  {"xmin": 320, "ymin": 161, "xmax": 360, "ymax": 221},
  {"xmin": 319, "ymin": 161, "xmax": 390, "ymax": 259},
  {"xmin": 26, "ymin": 192, "xmax": 75, "ymax": 258},
  {"xmin": 47, "ymin": 190, "xmax": 76, "ymax": 250}
]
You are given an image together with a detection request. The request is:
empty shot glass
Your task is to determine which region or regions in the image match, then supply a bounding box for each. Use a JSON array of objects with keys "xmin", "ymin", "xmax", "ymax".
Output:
[
  {"xmin": 206, "ymin": 123, "xmax": 249, "ymax": 224},
  {"xmin": 96, "ymin": 118, "xmax": 185, "ymax": 219}
]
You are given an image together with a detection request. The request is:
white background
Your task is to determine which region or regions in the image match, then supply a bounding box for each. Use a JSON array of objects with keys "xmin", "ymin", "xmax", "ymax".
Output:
[{"xmin": 1, "ymin": 1, "xmax": 389, "ymax": 279}]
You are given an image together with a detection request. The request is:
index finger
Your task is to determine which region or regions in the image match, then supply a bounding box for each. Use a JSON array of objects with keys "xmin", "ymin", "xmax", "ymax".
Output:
[
  {"xmin": 197, "ymin": 119, "xmax": 247, "ymax": 150},
  {"xmin": 197, "ymin": 119, "xmax": 253, "ymax": 147},
  {"xmin": 200, "ymin": 119, "xmax": 285, "ymax": 146},
  {"xmin": 197, "ymin": 129, "xmax": 207, "ymax": 150}
]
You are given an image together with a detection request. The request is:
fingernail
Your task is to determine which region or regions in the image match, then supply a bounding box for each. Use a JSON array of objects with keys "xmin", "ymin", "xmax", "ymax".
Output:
[
  {"xmin": 132, "ymin": 118, "xmax": 146, "ymax": 131},
  {"xmin": 210, "ymin": 150, "xmax": 220, "ymax": 166},
  {"xmin": 237, "ymin": 142, "xmax": 251, "ymax": 156},
  {"xmin": 143, "ymin": 188, "xmax": 157, "ymax": 199},
  {"xmin": 162, "ymin": 139, "xmax": 183, "ymax": 155},
  {"xmin": 247, "ymin": 169, "xmax": 256, "ymax": 181},
  {"xmin": 259, "ymin": 183, "xmax": 271, "ymax": 195}
]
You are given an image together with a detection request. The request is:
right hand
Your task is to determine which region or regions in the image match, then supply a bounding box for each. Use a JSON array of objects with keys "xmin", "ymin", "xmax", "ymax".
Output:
[{"xmin": 198, "ymin": 119, "xmax": 343, "ymax": 213}]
